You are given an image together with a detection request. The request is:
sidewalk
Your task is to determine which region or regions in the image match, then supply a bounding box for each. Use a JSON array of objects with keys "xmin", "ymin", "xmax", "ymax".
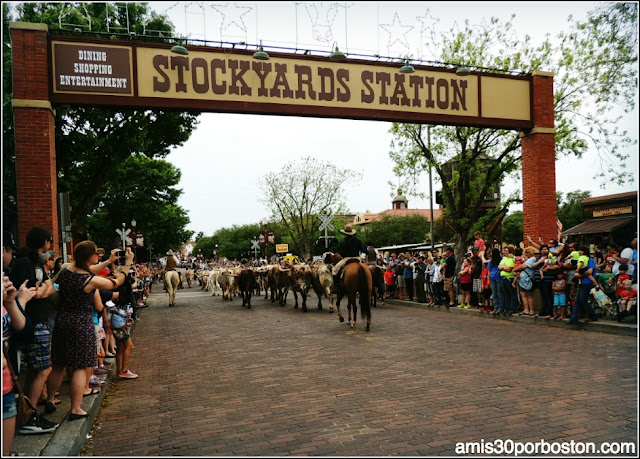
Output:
[
  {"xmin": 9, "ymin": 311, "xmax": 140, "ymax": 457},
  {"xmin": 384, "ymin": 297, "xmax": 638, "ymax": 337},
  {"xmin": 10, "ymin": 358, "xmax": 117, "ymax": 456}
]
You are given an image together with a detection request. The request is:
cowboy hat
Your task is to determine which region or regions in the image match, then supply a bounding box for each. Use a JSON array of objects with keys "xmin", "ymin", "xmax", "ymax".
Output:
[
  {"xmin": 166, "ymin": 249, "xmax": 174, "ymax": 256},
  {"xmin": 340, "ymin": 224, "xmax": 356, "ymax": 235}
]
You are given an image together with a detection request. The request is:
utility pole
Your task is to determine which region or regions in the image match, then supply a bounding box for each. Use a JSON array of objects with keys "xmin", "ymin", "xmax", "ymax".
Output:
[{"xmin": 428, "ymin": 125, "xmax": 434, "ymax": 252}]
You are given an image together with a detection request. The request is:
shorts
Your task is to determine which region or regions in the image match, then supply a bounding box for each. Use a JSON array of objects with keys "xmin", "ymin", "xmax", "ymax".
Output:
[
  {"xmin": 95, "ymin": 324, "xmax": 102, "ymax": 354},
  {"xmin": 397, "ymin": 276, "xmax": 406, "ymax": 288},
  {"xmin": 385, "ymin": 284, "xmax": 395, "ymax": 292},
  {"xmin": 113, "ymin": 325, "xmax": 131, "ymax": 341},
  {"xmin": 554, "ymin": 294, "xmax": 566, "ymax": 306},
  {"xmin": 472, "ymin": 279, "xmax": 483, "ymax": 293},
  {"xmin": 483, "ymin": 288, "xmax": 492, "ymax": 297},
  {"xmin": 3, "ymin": 390, "xmax": 17, "ymax": 420},
  {"xmin": 24, "ymin": 323, "xmax": 52, "ymax": 371},
  {"xmin": 444, "ymin": 277, "xmax": 454, "ymax": 292},
  {"xmin": 461, "ymin": 282, "xmax": 472, "ymax": 292}
]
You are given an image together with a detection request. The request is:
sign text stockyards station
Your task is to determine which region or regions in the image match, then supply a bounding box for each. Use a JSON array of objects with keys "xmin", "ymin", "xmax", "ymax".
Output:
[{"xmin": 51, "ymin": 38, "xmax": 533, "ymax": 129}]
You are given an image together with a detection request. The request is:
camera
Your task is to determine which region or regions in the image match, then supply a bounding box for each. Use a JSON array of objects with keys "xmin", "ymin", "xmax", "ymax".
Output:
[{"xmin": 114, "ymin": 250, "xmax": 126, "ymax": 265}]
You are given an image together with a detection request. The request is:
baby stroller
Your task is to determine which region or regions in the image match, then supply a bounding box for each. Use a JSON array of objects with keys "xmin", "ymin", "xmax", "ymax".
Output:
[{"xmin": 590, "ymin": 287, "xmax": 617, "ymax": 320}]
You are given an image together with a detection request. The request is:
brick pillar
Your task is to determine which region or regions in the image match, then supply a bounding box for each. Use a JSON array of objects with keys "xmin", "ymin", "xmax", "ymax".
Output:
[
  {"xmin": 10, "ymin": 22, "xmax": 59, "ymax": 251},
  {"xmin": 520, "ymin": 71, "xmax": 558, "ymax": 244}
]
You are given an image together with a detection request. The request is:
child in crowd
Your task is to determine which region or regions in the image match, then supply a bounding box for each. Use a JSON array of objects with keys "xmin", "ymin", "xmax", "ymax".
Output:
[
  {"xmin": 576, "ymin": 246, "xmax": 598, "ymax": 285},
  {"xmin": 481, "ymin": 261, "xmax": 492, "ymax": 311},
  {"xmin": 458, "ymin": 257, "xmax": 472, "ymax": 308},
  {"xmin": 473, "ymin": 232, "xmax": 486, "ymax": 254},
  {"xmin": 384, "ymin": 264, "xmax": 396, "ymax": 299},
  {"xmin": 552, "ymin": 271, "xmax": 567, "ymax": 320},
  {"xmin": 618, "ymin": 279, "xmax": 637, "ymax": 315},
  {"xmin": 597, "ymin": 264, "xmax": 617, "ymax": 303},
  {"xmin": 615, "ymin": 264, "xmax": 631, "ymax": 298}
]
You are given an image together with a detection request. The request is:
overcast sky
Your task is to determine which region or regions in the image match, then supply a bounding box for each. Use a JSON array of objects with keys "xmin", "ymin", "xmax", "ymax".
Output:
[{"xmin": 143, "ymin": 1, "xmax": 639, "ymax": 236}]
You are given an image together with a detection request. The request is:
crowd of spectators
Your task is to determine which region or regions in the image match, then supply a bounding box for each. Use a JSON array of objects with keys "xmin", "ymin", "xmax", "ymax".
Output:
[
  {"xmin": 369, "ymin": 233, "xmax": 637, "ymax": 324},
  {"xmin": 2, "ymin": 227, "xmax": 152, "ymax": 455}
]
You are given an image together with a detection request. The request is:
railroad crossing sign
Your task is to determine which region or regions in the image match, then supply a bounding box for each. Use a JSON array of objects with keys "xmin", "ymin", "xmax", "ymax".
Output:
[
  {"xmin": 318, "ymin": 213, "xmax": 335, "ymax": 232},
  {"xmin": 115, "ymin": 227, "xmax": 131, "ymax": 250},
  {"xmin": 318, "ymin": 213, "xmax": 335, "ymax": 249},
  {"xmin": 251, "ymin": 239, "xmax": 260, "ymax": 260}
]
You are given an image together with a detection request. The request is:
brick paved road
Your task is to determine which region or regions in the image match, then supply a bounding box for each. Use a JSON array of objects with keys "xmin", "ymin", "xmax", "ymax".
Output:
[{"xmin": 84, "ymin": 288, "xmax": 637, "ymax": 456}]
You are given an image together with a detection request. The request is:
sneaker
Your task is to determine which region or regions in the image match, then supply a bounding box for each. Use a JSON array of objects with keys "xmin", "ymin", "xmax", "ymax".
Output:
[
  {"xmin": 464, "ymin": 304, "xmax": 471, "ymax": 309},
  {"xmin": 18, "ymin": 415, "xmax": 59, "ymax": 435},
  {"xmin": 94, "ymin": 366, "xmax": 112, "ymax": 375},
  {"xmin": 89, "ymin": 376, "xmax": 106, "ymax": 387},
  {"xmin": 118, "ymin": 370, "xmax": 138, "ymax": 379},
  {"xmin": 457, "ymin": 304, "xmax": 464, "ymax": 308}
]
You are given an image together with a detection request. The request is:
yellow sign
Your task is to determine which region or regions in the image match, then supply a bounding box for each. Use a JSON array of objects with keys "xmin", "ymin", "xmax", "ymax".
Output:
[
  {"xmin": 593, "ymin": 206, "xmax": 633, "ymax": 217},
  {"xmin": 276, "ymin": 244, "xmax": 289, "ymax": 253},
  {"xmin": 135, "ymin": 48, "xmax": 502, "ymax": 117},
  {"xmin": 49, "ymin": 38, "xmax": 534, "ymax": 129}
]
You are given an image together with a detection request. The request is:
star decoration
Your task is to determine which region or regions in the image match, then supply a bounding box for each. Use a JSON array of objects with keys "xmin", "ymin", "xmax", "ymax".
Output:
[
  {"xmin": 380, "ymin": 13, "xmax": 413, "ymax": 54},
  {"xmin": 59, "ymin": 3, "xmax": 92, "ymax": 31},
  {"xmin": 211, "ymin": 2, "xmax": 252, "ymax": 34},
  {"xmin": 416, "ymin": 9, "xmax": 440, "ymax": 59},
  {"xmin": 304, "ymin": 2, "xmax": 341, "ymax": 43},
  {"xmin": 416, "ymin": 9, "xmax": 439, "ymax": 34}
]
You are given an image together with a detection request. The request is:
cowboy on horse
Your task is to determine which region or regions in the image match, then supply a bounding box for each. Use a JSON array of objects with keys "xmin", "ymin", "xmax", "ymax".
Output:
[
  {"xmin": 332, "ymin": 224, "xmax": 368, "ymax": 289},
  {"xmin": 161, "ymin": 249, "xmax": 182, "ymax": 290}
]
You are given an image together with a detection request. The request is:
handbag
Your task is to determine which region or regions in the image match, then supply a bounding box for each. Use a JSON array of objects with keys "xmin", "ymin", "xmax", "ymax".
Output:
[
  {"xmin": 2, "ymin": 344, "xmax": 37, "ymax": 429},
  {"xmin": 518, "ymin": 268, "xmax": 534, "ymax": 291}
]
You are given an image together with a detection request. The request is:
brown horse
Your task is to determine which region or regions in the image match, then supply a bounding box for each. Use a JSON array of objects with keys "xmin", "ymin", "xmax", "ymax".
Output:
[
  {"xmin": 337, "ymin": 259, "xmax": 373, "ymax": 331},
  {"xmin": 368, "ymin": 264, "xmax": 385, "ymax": 308}
]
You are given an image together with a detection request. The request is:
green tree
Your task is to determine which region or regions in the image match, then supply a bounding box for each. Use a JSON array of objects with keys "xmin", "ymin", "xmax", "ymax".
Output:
[
  {"xmin": 390, "ymin": 4, "xmax": 637, "ymax": 270},
  {"xmin": 502, "ymin": 211, "xmax": 523, "ymax": 245},
  {"xmin": 192, "ymin": 235, "xmax": 218, "ymax": 260},
  {"xmin": 211, "ymin": 223, "xmax": 262, "ymax": 261},
  {"xmin": 3, "ymin": 2, "xmax": 200, "ymax": 240},
  {"xmin": 554, "ymin": 3, "xmax": 638, "ymax": 183},
  {"xmin": 557, "ymin": 190, "xmax": 591, "ymax": 232},
  {"xmin": 86, "ymin": 155, "xmax": 192, "ymax": 258},
  {"xmin": 365, "ymin": 214, "xmax": 431, "ymax": 247},
  {"xmin": 259, "ymin": 157, "xmax": 361, "ymax": 260}
]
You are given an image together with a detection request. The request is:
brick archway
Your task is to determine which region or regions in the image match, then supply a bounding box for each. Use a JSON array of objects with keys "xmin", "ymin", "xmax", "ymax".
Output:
[{"xmin": 8, "ymin": 22, "xmax": 558, "ymax": 250}]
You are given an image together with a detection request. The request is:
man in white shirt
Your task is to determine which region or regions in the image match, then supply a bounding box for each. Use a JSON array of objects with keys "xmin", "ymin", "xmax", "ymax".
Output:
[{"xmin": 612, "ymin": 243, "xmax": 635, "ymax": 277}]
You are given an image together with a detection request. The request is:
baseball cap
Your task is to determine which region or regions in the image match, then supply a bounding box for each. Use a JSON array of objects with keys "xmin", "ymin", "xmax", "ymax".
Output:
[{"xmin": 3, "ymin": 231, "xmax": 18, "ymax": 250}]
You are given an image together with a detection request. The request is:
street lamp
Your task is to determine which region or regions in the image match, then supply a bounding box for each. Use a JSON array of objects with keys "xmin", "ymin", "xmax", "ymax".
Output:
[
  {"xmin": 131, "ymin": 219, "xmax": 137, "ymax": 261},
  {"xmin": 121, "ymin": 222, "xmax": 126, "ymax": 251},
  {"xmin": 261, "ymin": 219, "xmax": 269, "ymax": 262},
  {"xmin": 427, "ymin": 126, "xmax": 434, "ymax": 253}
]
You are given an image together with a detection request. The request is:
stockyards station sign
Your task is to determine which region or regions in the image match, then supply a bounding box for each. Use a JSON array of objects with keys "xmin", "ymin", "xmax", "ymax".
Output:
[{"xmin": 51, "ymin": 37, "xmax": 533, "ymax": 129}]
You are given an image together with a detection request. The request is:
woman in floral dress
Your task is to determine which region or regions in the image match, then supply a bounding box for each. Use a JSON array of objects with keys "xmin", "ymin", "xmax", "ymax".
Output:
[{"xmin": 47, "ymin": 242, "xmax": 134, "ymax": 420}]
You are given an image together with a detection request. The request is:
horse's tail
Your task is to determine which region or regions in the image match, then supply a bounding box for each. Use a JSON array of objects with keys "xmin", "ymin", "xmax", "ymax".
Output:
[{"xmin": 358, "ymin": 263, "xmax": 371, "ymax": 321}]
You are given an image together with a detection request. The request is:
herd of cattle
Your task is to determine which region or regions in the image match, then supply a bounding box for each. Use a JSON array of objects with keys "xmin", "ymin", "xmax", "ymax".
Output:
[{"xmin": 186, "ymin": 261, "xmax": 338, "ymax": 312}]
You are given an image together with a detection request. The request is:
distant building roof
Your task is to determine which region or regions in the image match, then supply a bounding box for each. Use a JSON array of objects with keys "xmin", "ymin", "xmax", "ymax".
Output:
[
  {"xmin": 353, "ymin": 208, "xmax": 442, "ymax": 226},
  {"xmin": 581, "ymin": 191, "xmax": 637, "ymax": 205}
]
